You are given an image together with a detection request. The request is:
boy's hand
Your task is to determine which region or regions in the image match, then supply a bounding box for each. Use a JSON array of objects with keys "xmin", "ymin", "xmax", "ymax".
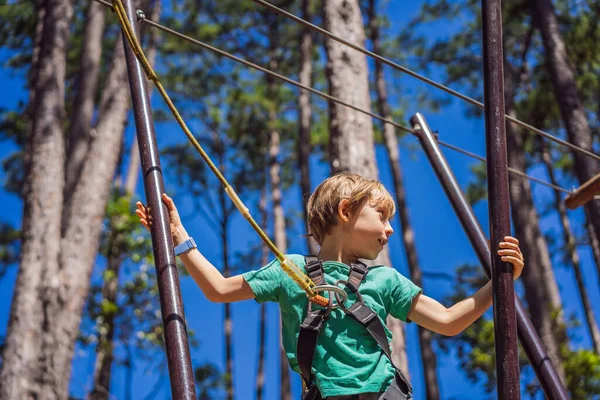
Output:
[
  {"xmin": 497, "ymin": 236, "xmax": 524, "ymax": 280},
  {"xmin": 135, "ymin": 194, "xmax": 190, "ymax": 246}
]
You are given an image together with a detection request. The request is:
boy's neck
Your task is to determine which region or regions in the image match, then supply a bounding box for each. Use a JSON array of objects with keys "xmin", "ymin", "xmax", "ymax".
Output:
[{"xmin": 317, "ymin": 235, "xmax": 358, "ymax": 265}]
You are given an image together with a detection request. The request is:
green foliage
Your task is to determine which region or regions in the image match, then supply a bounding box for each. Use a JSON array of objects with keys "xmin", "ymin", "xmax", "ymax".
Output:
[
  {"xmin": 465, "ymin": 162, "xmax": 487, "ymax": 205},
  {"xmin": 195, "ymin": 363, "xmax": 223, "ymax": 400},
  {"xmin": 0, "ymin": 1, "xmax": 36, "ymax": 70},
  {"xmin": 562, "ymin": 348, "xmax": 600, "ymax": 398},
  {"xmin": 0, "ymin": 220, "xmax": 19, "ymax": 281},
  {"xmin": 436, "ymin": 264, "xmax": 600, "ymax": 398}
]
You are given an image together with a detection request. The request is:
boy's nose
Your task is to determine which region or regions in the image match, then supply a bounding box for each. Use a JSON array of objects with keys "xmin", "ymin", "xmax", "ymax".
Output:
[{"xmin": 385, "ymin": 222, "xmax": 394, "ymax": 237}]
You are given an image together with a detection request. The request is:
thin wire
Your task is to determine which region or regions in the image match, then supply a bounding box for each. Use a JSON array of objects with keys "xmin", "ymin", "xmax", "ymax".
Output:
[
  {"xmin": 438, "ymin": 140, "xmax": 571, "ymax": 194},
  {"xmin": 94, "ymin": 0, "xmax": 572, "ymax": 197},
  {"xmin": 138, "ymin": 16, "xmax": 416, "ymax": 135},
  {"xmin": 249, "ymin": 0, "xmax": 600, "ymax": 163}
]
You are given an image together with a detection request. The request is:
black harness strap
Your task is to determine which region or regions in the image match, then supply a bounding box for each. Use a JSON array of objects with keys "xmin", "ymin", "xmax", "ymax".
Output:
[
  {"xmin": 305, "ymin": 256, "xmax": 326, "ymax": 286},
  {"xmin": 341, "ymin": 262, "xmax": 413, "ymax": 394},
  {"xmin": 298, "ymin": 257, "xmax": 327, "ymax": 389},
  {"xmin": 298, "ymin": 307, "xmax": 328, "ymax": 386}
]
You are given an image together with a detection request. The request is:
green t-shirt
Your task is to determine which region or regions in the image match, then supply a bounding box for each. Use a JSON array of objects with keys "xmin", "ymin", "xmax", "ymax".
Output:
[{"xmin": 242, "ymin": 254, "xmax": 422, "ymax": 397}]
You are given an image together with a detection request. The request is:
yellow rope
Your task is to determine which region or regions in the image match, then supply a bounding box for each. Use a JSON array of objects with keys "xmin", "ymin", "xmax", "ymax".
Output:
[{"xmin": 111, "ymin": 0, "xmax": 328, "ymax": 307}]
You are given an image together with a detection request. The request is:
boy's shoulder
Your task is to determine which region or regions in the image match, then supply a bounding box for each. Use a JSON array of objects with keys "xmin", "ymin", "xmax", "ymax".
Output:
[
  {"xmin": 366, "ymin": 265, "xmax": 413, "ymax": 284},
  {"xmin": 366, "ymin": 264, "xmax": 397, "ymax": 276}
]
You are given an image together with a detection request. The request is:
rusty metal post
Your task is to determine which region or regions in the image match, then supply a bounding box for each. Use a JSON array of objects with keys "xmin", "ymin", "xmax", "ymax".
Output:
[
  {"xmin": 480, "ymin": 0, "xmax": 520, "ymax": 397},
  {"xmin": 410, "ymin": 113, "xmax": 569, "ymax": 400},
  {"xmin": 121, "ymin": 1, "xmax": 196, "ymax": 398}
]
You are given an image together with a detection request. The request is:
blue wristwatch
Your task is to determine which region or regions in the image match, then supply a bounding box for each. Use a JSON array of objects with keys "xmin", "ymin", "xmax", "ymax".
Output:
[{"xmin": 174, "ymin": 237, "xmax": 197, "ymax": 256}]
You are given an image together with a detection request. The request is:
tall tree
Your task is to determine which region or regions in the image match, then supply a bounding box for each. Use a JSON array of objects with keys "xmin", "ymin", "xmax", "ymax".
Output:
[
  {"xmin": 367, "ymin": 0, "xmax": 440, "ymax": 396},
  {"xmin": 1, "ymin": 1, "xmax": 135, "ymax": 396},
  {"xmin": 404, "ymin": 0, "xmax": 574, "ymax": 387},
  {"xmin": 256, "ymin": 185, "xmax": 269, "ymax": 400},
  {"xmin": 322, "ymin": 0, "xmax": 409, "ymax": 375},
  {"xmin": 584, "ymin": 208, "xmax": 600, "ymax": 290},
  {"xmin": 538, "ymin": 138, "xmax": 600, "ymax": 355},
  {"xmin": 90, "ymin": 5, "xmax": 161, "ymax": 397},
  {"xmin": 0, "ymin": 0, "xmax": 73, "ymax": 397},
  {"xmin": 64, "ymin": 1, "xmax": 105, "ymax": 203},
  {"xmin": 502, "ymin": 26, "xmax": 567, "ymax": 382},
  {"xmin": 297, "ymin": 0, "xmax": 319, "ymax": 255},
  {"xmin": 532, "ymin": 0, "xmax": 600, "ymax": 247}
]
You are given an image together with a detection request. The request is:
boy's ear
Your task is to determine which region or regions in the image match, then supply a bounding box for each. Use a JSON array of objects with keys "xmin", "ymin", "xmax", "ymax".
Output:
[{"xmin": 338, "ymin": 199, "xmax": 352, "ymax": 222}]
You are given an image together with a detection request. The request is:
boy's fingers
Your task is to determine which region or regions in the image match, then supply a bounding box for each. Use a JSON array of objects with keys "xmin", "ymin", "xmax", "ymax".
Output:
[
  {"xmin": 504, "ymin": 236, "xmax": 519, "ymax": 245},
  {"xmin": 501, "ymin": 256, "xmax": 523, "ymax": 266},
  {"xmin": 498, "ymin": 249, "xmax": 522, "ymax": 259},
  {"xmin": 162, "ymin": 193, "xmax": 176, "ymax": 209},
  {"xmin": 502, "ymin": 243, "xmax": 523, "ymax": 258}
]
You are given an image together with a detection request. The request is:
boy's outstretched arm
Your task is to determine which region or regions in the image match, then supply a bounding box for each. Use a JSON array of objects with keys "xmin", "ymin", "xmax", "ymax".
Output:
[
  {"xmin": 406, "ymin": 236, "xmax": 524, "ymax": 336},
  {"xmin": 136, "ymin": 194, "xmax": 255, "ymax": 303}
]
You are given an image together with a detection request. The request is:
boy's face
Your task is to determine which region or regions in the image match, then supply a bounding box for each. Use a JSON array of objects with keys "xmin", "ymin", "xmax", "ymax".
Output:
[{"xmin": 343, "ymin": 201, "xmax": 394, "ymax": 260}]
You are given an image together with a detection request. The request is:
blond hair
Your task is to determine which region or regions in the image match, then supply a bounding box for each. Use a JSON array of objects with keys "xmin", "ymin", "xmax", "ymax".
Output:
[{"xmin": 306, "ymin": 173, "xmax": 395, "ymax": 245}]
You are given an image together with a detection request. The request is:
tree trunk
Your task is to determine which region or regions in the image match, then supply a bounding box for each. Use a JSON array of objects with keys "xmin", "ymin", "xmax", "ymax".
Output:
[
  {"xmin": 323, "ymin": 0, "xmax": 408, "ymax": 378},
  {"xmin": 64, "ymin": 0, "xmax": 106, "ymax": 203},
  {"xmin": 297, "ymin": 0, "xmax": 319, "ymax": 255},
  {"xmin": 256, "ymin": 187, "xmax": 269, "ymax": 400},
  {"xmin": 533, "ymin": 0, "xmax": 600, "ymax": 254},
  {"xmin": 0, "ymin": 0, "xmax": 72, "ymax": 397},
  {"xmin": 367, "ymin": 0, "xmax": 439, "ymax": 396},
  {"xmin": 212, "ymin": 133, "xmax": 235, "ymax": 400},
  {"xmin": 45, "ymin": 34, "xmax": 130, "ymax": 397},
  {"xmin": 89, "ymin": 249, "xmax": 121, "ymax": 400},
  {"xmin": 584, "ymin": 207, "xmax": 600, "ymax": 291},
  {"xmin": 271, "ymin": 111, "xmax": 292, "ymax": 400},
  {"xmin": 323, "ymin": 0, "xmax": 377, "ymax": 178},
  {"xmin": 89, "ymin": 2, "xmax": 160, "ymax": 395},
  {"xmin": 264, "ymin": 33, "xmax": 291, "ymax": 396},
  {"xmin": 504, "ymin": 69, "xmax": 567, "ymax": 383},
  {"xmin": 539, "ymin": 141, "xmax": 600, "ymax": 354},
  {"xmin": 23, "ymin": 0, "xmax": 45, "ymax": 161}
]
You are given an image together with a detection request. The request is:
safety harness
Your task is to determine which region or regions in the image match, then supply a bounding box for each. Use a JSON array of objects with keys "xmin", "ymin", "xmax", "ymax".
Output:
[{"xmin": 298, "ymin": 257, "xmax": 413, "ymax": 400}]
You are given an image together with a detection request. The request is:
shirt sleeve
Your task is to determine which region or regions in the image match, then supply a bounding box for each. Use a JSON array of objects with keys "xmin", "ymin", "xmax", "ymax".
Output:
[
  {"xmin": 388, "ymin": 270, "xmax": 423, "ymax": 322},
  {"xmin": 242, "ymin": 258, "xmax": 283, "ymax": 303}
]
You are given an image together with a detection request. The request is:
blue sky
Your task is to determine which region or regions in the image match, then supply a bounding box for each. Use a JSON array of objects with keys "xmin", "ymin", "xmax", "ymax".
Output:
[{"xmin": 1, "ymin": 1, "xmax": 600, "ymax": 399}]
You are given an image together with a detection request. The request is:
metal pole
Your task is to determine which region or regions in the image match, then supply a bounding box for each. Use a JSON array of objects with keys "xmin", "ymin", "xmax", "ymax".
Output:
[
  {"xmin": 121, "ymin": 1, "xmax": 196, "ymax": 398},
  {"xmin": 410, "ymin": 113, "xmax": 569, "ymax": 400},
  {"xmin": 480, "ymin": 0, "xmax": 520, "ymax": 397}
]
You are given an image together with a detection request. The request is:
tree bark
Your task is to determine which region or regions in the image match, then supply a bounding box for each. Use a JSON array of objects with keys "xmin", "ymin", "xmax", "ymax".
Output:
[
  {"xmin": 539, "ymin": 140, "xmax": 600, "ymax": 355},
  {"xmin": 45, "ymin": 35, "xmax": 130, "ymax": 397},
  {"xmin": 256, "ymin": 186, "xmax": 269, "ymax": 400},
  {"xmin": 297, "ymin": 0, "xmax": 319, "ymax": 255},
  {"xmin": 90, "ymin": 3, "xmax": 160, "ymax": 394},
  {"xmin": 504, "ymin": 67, "xmax": 566, "ymax": 383},
  {"xmin": 367, "ymin": 0, "xmax": 439, "ymax": 396},
  {"xmin": 263, "ymin": 28, "xmax": 291, "ymax": 396},
  {"xmin": 0, "ymin": 0, "xmax": 72, "ymax": 397},
  {"xmin": 64, "ymin": 0, "xmax": 106, "ymax": 203},
  {"xmin": 322, "ymin": 0, "xmax": 408, "ymax": 378},
  {"xmin": 211, "ymin": 132, "xmax": 235, "ymax": 400},
  {"xmin": 323, "ymin": 0, "xmax": 377, "ymax": 178},
  {"xmin": 533, "ymin": 0, "xmax": 600, "ymax": 254},
  {"xmin": 584, "ymin": 207, "xmax": 600, "ymax": 291},
  {"xmin": 270, "ymin": 109, "xmax": 292, "ymax": 400}
]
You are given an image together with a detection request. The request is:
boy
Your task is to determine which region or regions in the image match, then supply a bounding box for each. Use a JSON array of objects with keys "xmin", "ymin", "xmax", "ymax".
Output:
[{"xmin": 135, "ymin": 173, "xmax": 524, "ymax": 399}]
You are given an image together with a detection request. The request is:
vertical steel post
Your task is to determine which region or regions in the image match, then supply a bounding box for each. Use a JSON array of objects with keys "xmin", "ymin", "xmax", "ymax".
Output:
[
  {"xmin": 410, "ymin": 113, "xmax": 569, "ymax": 400},
  {"xmin": 121, "ymin": 1, "xmax": 196, "ymax": 398},
  {"xmin": 480, "ymin": 0, "xmax": 520, "ymax": 397}
]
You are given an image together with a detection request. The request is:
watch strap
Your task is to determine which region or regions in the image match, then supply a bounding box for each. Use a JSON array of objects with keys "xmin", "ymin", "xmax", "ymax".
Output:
[{"xmin": 174, "ymin": 237, "xmax": 197, "ymax": 256}]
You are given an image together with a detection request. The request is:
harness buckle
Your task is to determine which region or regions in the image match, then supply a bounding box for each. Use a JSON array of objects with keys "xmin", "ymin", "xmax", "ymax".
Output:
[
  {"xmin": 333, "ymin": 279, "xmax": 366, "ymax": 315},
  {"xmin": 309, "ymin": 284, "xmax": 348, "ymax": 312}
]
